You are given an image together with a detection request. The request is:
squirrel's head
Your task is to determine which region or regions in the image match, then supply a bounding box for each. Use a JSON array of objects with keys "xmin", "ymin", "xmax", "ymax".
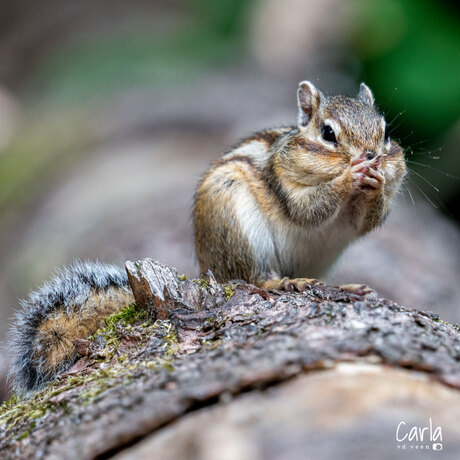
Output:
[
  {"xmin": 283, "ymin": 80, "xmax": 406, "ymax": 187},
  {"xmin": 297, "ymin": 81, "xmax": 394, "ymax": 162}
]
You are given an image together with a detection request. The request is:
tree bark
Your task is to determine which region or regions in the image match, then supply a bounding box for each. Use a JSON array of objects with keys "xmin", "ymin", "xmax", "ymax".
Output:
[{"xmin": 1, "ymin": 259, "xmax": 459, "ymax": 459}]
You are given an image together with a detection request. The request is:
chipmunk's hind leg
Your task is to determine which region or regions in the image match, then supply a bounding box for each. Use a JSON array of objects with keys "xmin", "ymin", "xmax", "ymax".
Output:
[{"xmin": 194, "ymin": 161, "xmax": 273, "ymax": 283}]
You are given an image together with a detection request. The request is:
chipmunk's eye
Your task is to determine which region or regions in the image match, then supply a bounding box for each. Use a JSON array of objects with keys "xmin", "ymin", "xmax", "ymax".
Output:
[{"xmin": 322, "ymin": 124, "xmax": 337, "ymax": 144}]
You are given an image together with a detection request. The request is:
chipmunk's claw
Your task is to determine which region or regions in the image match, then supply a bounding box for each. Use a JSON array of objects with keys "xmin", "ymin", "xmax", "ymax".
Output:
[
  {"xmin": 262, "ymin": 277, "xmax": 320, "ymax": 292},
  {"xmin": 351, "ymin": 154, "xmax": 385, "ymax": 191}
]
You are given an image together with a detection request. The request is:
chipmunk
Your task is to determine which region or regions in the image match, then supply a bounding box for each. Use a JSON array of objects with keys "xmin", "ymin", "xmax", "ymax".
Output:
[
  {"xmin": 194, "ymin": 81, "xmax": 406, "ymax": 289},
  {"xmin": 8, "ymin": 81, "xmax": 406, "ymax": 396}
]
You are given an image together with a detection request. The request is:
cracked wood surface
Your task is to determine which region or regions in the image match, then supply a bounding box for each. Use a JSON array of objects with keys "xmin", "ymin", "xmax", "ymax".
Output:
[{"xmin": 0, "ymin": 259, "xmax": 459, "ymax": 459}]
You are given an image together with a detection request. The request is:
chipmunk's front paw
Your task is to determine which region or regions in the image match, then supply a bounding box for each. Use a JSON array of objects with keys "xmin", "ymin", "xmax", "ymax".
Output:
[
  {"xmin": 262, "ymin": 277, "xmax": 320, "ymax": 292},
  {"xmin": 350, "ymin": 154, "xmax": 385, "ymax": 191}
]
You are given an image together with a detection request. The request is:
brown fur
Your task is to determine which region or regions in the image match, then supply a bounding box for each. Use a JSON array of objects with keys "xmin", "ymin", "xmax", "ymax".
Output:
[
  {"xmin": 238, "ymin": 129, "xmax": 287, "ymax": 149},
  {"xmin": 34, "ymin": 287, "xmax": 134, "ymax": 374},
  {"xmin": 194, "ymin": 82, "xmax": 406, "ymax": 286},
  {"xmin": 195, "ymin": 160, "xmax": 260, "ymax": 282}
]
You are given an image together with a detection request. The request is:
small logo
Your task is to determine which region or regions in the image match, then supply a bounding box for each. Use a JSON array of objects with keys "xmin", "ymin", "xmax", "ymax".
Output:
[{"xmin": 395, "ymin": 418, "xmax": 443, "ymax": 451}]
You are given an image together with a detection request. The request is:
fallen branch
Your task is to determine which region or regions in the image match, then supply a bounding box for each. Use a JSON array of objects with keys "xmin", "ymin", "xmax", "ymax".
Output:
[{"xmin": 0, "ymin": 259, "xmax": 459, "ymax": 459}]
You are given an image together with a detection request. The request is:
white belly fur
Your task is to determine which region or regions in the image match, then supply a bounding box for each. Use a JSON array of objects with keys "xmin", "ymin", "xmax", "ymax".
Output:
[
  {"xmin": 270, "ymin": 216, "xmax": 358, "ymax": 278},
  {"xmin": 235, "ymin": 190, "xmax": 358, "ymax": 278},
  {"xmin": 232, "ymin": 185, "xmax": 280, "ymax": 275}
]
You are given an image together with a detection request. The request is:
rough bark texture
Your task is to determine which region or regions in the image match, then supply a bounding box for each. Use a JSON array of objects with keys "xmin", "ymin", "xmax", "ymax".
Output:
[
  {"xmin": 125, "ymin": 259, "xmax": 227, "ymax": 318},
  {"xmin": 0, "ymin": 259, "xmax": 459, "ymax": 459}
]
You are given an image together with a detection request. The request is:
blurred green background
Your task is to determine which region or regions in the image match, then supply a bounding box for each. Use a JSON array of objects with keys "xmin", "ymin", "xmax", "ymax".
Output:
[
  {"xmin": 350, "ymin": 0, "xmax": 460, "ymax": 211},
  {"xmin": 0, "ymin": 0, "xmax": 459, "ymax": 220},
  {"xmin": 0, "ymin": 0, "xmax": 459, "ymax": 397}
]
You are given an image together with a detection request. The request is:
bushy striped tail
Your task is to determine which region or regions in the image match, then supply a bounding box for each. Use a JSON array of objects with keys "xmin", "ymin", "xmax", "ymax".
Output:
[{"xmin": 8, "ymin": 261, "xmax": 134, "ymax": 396}]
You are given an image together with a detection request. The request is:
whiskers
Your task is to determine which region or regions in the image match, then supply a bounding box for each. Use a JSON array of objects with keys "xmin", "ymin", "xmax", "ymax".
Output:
[
  {"xmin": 386, "ymin": 109, "xmax": 407, "ymax": 135},
  {"xmin": 406, "ymin": 158, "xmax": 459, "ymax": 180},
  {"xmin": 383, "ymin": 104, "xmax": 457, "ymax": 214},
  {"xmin": 405, "ymin": 175, "xmax": 439, "ymax": 209},
  {"xmin": 406, "ymin": 166, "xmax": 439, "ymax": 192},
  {"xmin": 401, "ymin": 146, "xmax": 458, "ymax": 213},
  {"xmin": 402, "ymin": 182, "xmax": 415, "ymax": 206}
]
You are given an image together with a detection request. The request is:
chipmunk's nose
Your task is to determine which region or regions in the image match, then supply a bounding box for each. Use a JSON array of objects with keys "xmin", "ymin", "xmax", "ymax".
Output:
[{"xmin": 364, "ymin": 150, "xmax": 376, "ymax": 160}]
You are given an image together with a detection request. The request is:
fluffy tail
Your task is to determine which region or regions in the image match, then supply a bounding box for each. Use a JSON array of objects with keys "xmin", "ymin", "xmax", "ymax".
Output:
[{"xmin": 8, "ymin": 261, "xmax": 134, "ymax": 396}]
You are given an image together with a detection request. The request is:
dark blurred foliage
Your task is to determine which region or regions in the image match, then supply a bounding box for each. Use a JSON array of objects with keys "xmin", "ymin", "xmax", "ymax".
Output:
[
  {"xmin": 350, "ymin": 0, "xmax": 458, "ymax": 136},
  {"xmin": 348, "ymin": 0, "xmax": 460, "ymax": 218}
]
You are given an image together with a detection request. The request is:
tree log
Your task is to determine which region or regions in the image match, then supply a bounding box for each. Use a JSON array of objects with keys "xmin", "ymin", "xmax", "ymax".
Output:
[{"xmin": 0, "ymin": 259, "xmax": 459, "ymax": 459}]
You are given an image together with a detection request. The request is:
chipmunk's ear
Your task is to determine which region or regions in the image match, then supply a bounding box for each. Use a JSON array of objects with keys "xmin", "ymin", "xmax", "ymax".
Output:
[
  {"xmin": 357, "ymin": 82, "xmax": 375, "ymax": 107},
  {"xmin": 297, "ymin": 81, "xmax": 322, "ymax": 127}
]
